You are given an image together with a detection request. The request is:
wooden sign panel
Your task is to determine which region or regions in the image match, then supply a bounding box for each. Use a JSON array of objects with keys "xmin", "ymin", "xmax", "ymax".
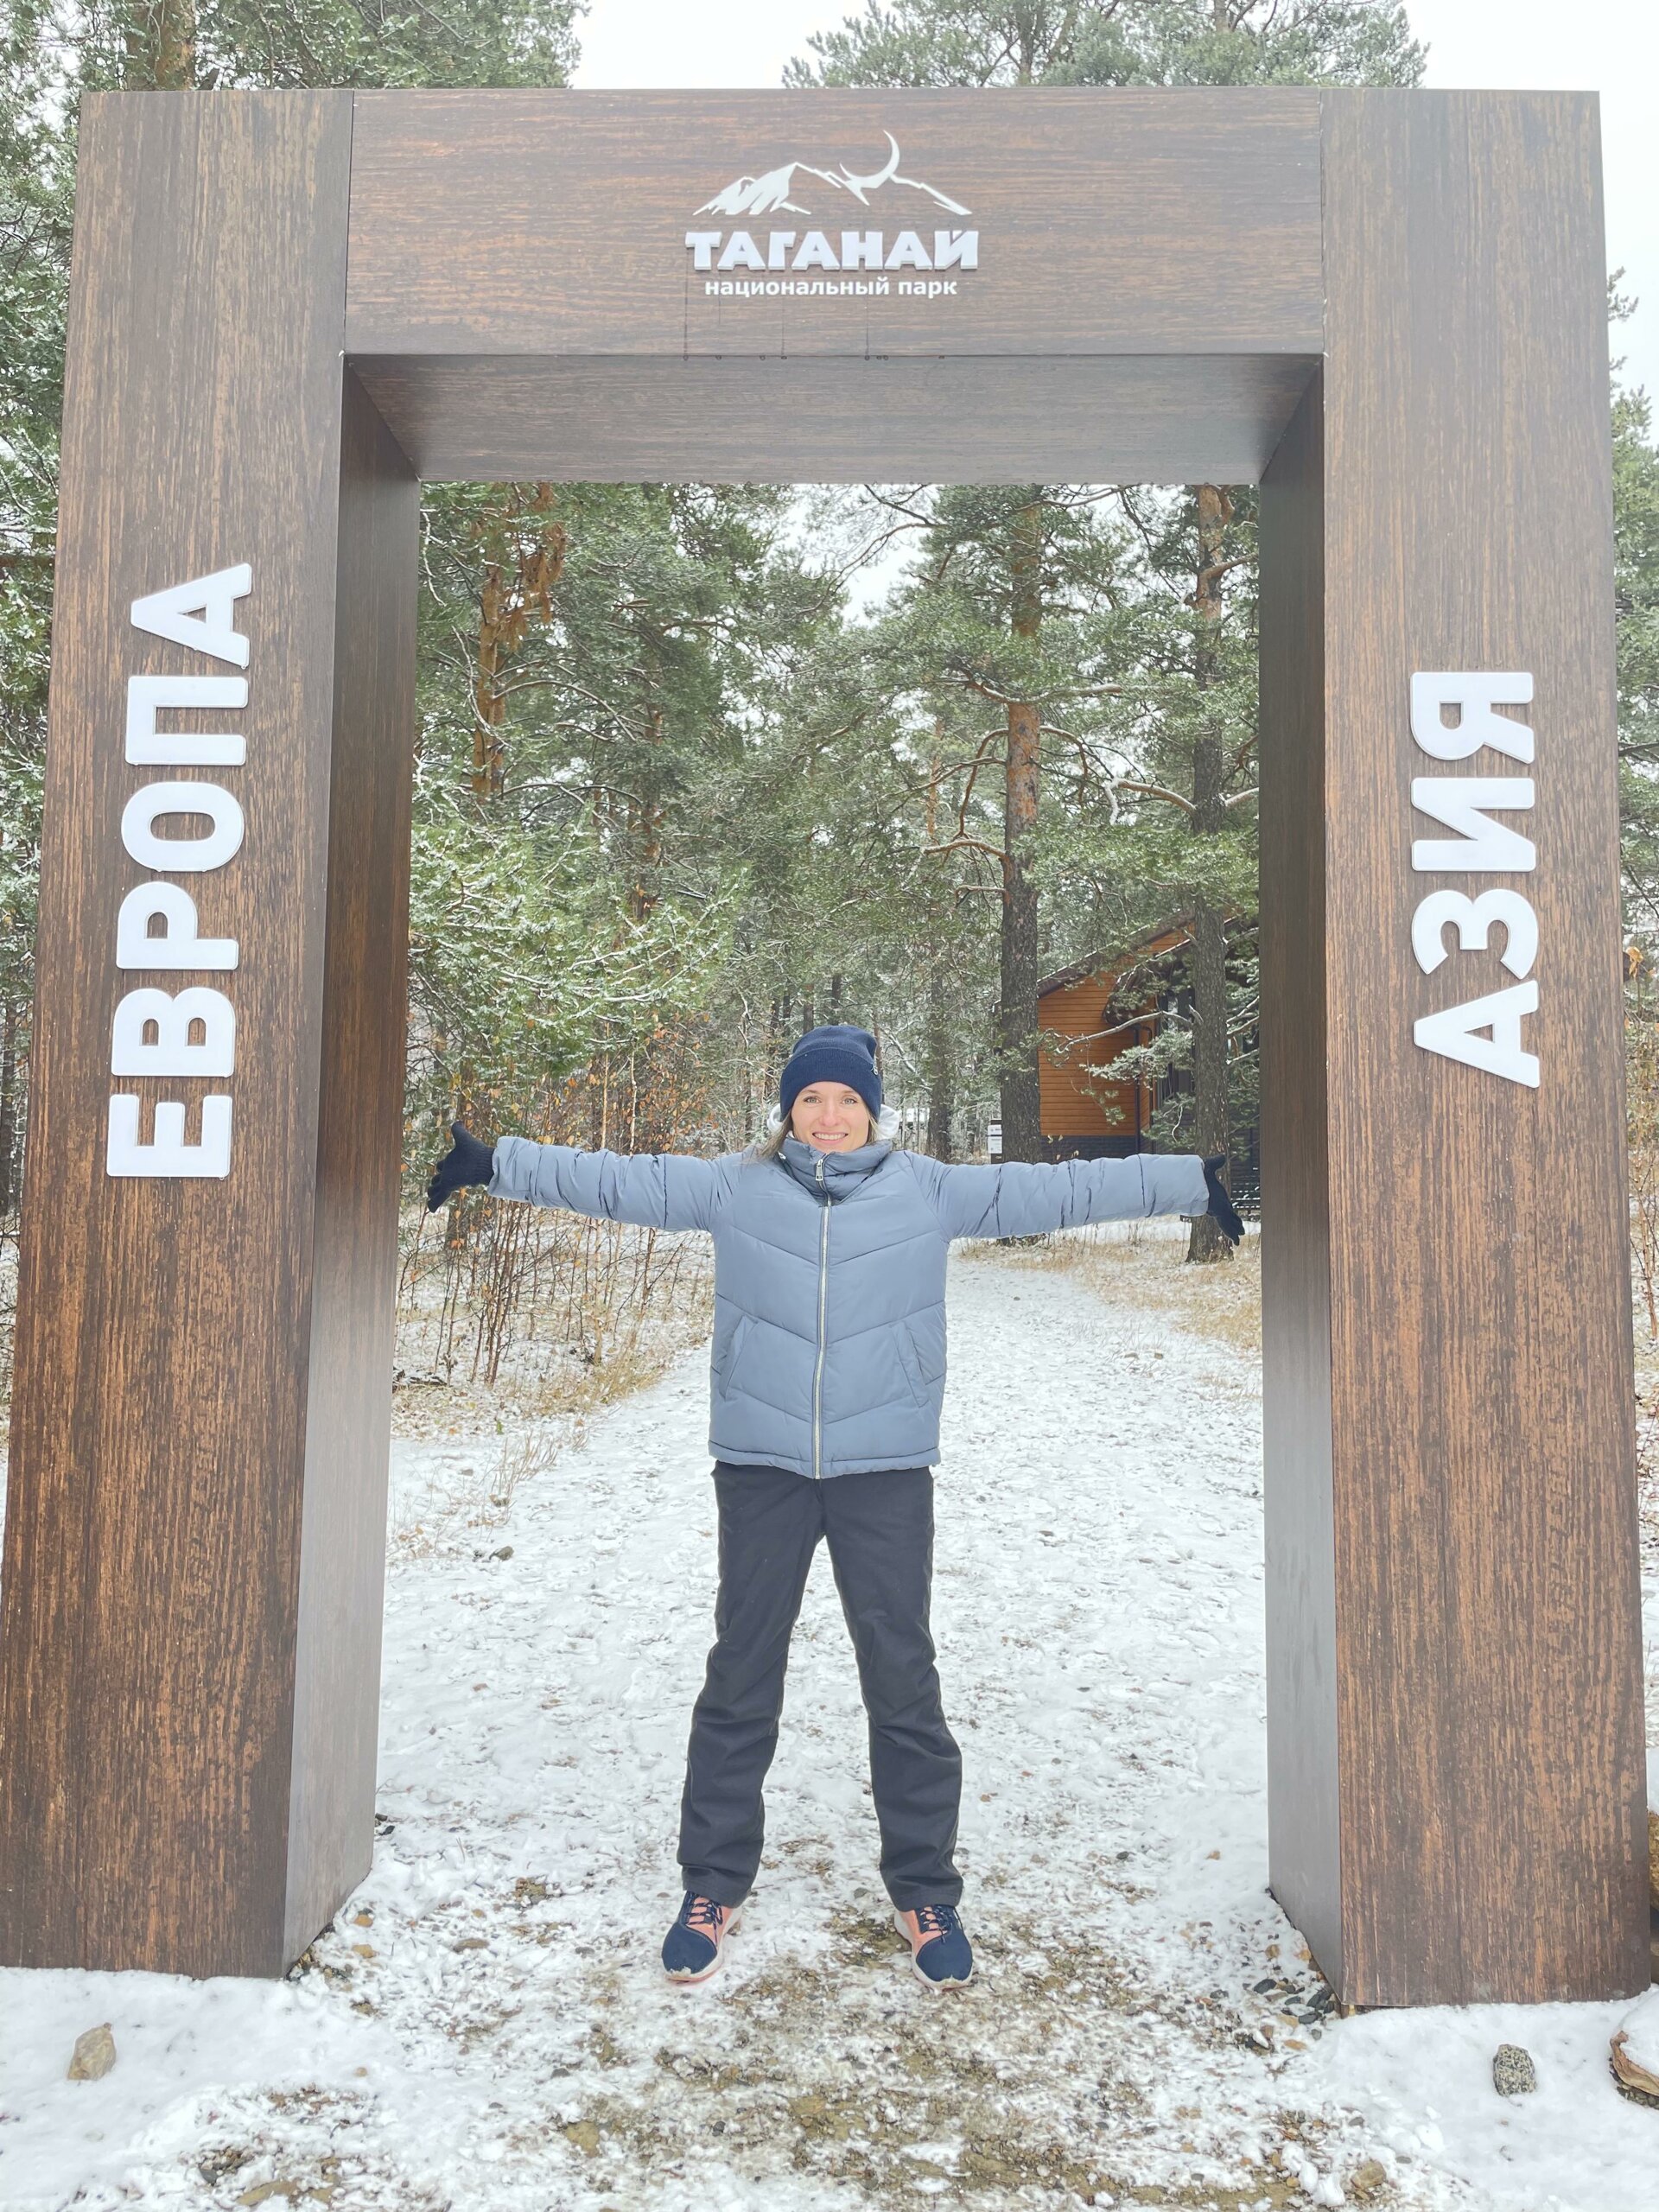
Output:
[{"xmin": 345, "ymin": 88, "xmax": 1322, "ymax": 357}]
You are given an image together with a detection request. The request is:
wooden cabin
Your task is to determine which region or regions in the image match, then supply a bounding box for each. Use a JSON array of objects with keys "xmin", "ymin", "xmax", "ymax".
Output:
[
  {"xmin": 1036, "ymin": 919, "xmax": 1262, "ymax": 1195},
  {"xmin": 1036, "ymin": 925, "xmax": 1192, "ymax": 1159}
]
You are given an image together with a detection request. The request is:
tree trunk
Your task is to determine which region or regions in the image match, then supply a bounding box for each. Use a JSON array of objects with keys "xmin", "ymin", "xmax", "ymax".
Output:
[
  {"xmin": 628, "ymin": 639, "xmax": 665, "ymax": 920},
  {"xmin": 471, "ymin": 484, "xmax": 563, "ymax": 804},
  {"xmin": 999, "ymin": 495, "xmax": 1045, "ymax": 1163},
  {"xmin": 1186, "ymin": 483, "xmax": 1233, "ymax": 1263},
  {"xmin": 1186, "ymin": 881, "xmax": 1230, "ymax": 1262},
  {"xmin": 472, "ymin": 562, "xmax": 508, "ymax": 800},
  {"xmin": 125, "ymin": 0, "xmax": 195, "ymax": 88},
  {"xmin": 920, "ymin": 724, "xmax": 952, "ymax": 1159},
  {"xmin": 925, "ymin": 964, "xmax": 954, "ymax": 1160}
]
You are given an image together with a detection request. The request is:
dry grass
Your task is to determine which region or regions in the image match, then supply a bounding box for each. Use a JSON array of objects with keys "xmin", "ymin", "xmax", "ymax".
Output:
[
  {"xmin": 391, "ymin": 1306, "xmax": 710, "ymax": 1443},
  {"xmin": 958, "ymin": 1219, "xmax": 1263, "ymax": 1357}
]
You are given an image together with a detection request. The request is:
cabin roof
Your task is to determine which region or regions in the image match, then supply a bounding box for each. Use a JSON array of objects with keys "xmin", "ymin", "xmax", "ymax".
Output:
[
  {"xmin": 1036, "ymin": 913, "xmax": 1195, "ymax": 1001},
  {"xmin": 1037, "ymin": 906, "xmax": 1249, "ymax": 1000}
]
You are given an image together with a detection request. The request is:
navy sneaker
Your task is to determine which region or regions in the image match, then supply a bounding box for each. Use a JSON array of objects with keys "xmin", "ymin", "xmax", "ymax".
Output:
[
  {"xmin": 661, "ymin": 1891, "xmax": 742, "ymax": 1985},
  {"xmin": 893, "ymin": 1902, "xmax": 973, "ymax": 1988}
]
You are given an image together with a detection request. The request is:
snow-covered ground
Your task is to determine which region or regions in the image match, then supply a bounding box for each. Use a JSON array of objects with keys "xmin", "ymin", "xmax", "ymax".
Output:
[{"xmin": 4, "ymin": 1240, "xmax": 1657, "ymax": 2212}]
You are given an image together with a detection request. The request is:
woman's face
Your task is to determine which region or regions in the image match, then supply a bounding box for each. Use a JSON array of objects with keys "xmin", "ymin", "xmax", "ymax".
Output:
[{"xmin": 790, "ymin": 1083, "xmax": 873, "ymax": 1153}]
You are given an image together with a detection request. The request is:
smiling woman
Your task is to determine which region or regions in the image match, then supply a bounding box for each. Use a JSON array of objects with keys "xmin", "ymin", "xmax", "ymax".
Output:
[{"xmin": 425, "ymin": 1020, "xmax": 1234, "ymax": 1993}]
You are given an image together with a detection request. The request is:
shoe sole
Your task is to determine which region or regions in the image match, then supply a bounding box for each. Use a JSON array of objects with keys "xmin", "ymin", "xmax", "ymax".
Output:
[
  {"xmin": 664, "ymin": 1905, "xmax": 743, "ymax": 1986},
  {"xmin": 892, "ymin": 1905, "xmax": 973, "ymax": 1990}
]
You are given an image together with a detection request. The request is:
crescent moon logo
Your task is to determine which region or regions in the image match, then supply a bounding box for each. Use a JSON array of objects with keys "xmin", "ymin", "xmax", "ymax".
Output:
[{"xmin": 835, "ymin": 130, "xmax": 902, "ymax": 204}]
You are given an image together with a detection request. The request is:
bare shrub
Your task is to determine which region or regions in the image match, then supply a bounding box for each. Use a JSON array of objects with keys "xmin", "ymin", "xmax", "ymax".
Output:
[{"xmin": 394, "ymin": 1199, "xmax": 713, "ymax": 1443}]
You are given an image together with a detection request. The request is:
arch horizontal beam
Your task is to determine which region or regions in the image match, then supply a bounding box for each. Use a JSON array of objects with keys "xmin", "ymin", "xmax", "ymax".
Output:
[{"xmin": 350, "ymin": 353, "xmax": 1320, "ymax": 486}]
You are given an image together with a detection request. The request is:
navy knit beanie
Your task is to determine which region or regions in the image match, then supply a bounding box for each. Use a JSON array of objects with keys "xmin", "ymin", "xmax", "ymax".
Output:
[{"xmin": 779, "ymin": 1024, "xmax": 883, "ymax": 1121}]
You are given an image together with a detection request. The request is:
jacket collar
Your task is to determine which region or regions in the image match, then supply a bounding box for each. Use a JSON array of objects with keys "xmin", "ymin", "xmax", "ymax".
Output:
[{"xmin": 779, "ymin": 1134, "xmax": 892, "ymax": 1199}]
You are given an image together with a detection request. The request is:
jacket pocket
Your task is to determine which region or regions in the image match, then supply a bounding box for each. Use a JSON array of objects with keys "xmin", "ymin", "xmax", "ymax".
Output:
[
  {"xmin": 895, "ymin": 1320, "xmax": 931, "ymax": 1407},
  {"xmin": 906, "ymin": 1305, "xmax": 946, "ymax": 1382},
  {"xmin": 715, "ymin": 1313, "xmax": 753, "ymax": 1391}
]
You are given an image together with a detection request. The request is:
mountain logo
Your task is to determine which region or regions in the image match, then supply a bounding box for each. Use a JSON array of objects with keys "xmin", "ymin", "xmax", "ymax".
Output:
[{"xmin": 695, "ymin": 130, "xmax": 970, "ymax": 219}]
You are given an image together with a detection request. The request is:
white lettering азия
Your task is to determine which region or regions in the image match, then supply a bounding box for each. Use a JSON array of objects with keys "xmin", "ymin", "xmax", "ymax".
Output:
[
  {"xmin": 1408, "ymin": 671, "xmax": 1539, "ymax": 1088},
  {"xmin": 106, "ymin": 563, "xmax": 251, "ymax": 1178}
]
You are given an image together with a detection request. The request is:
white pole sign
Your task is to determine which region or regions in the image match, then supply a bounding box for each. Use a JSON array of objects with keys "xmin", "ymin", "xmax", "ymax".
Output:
[
  {"xmin": 1408, "ymin": 671, "xmax": 1539, "ymax": 1089},
  {"xmin": 106, "ymin": 563, "xmax": 250, "ymax": 1178}
]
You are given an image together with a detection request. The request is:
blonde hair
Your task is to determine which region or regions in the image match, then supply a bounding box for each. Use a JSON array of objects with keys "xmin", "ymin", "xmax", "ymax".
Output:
[{"xmin": 753, "ymin": 1099, "xmax": 902, "ymax": 1160}]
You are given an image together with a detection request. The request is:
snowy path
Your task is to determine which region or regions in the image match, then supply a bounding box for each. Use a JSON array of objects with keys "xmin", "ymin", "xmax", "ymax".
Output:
[{"xmin": 4, "ymin": 1246, "xmax": 1657, "ymax": 2211}]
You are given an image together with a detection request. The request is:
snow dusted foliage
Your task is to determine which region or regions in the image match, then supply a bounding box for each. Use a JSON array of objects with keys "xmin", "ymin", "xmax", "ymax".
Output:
[{"xmin": 6, "ymin": 1236, "xmax": 1656, "ymax": 2209}]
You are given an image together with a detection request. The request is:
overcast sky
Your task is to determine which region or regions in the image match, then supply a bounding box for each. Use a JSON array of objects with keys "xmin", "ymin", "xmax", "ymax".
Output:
[{"xmin": 573, "ymin": 0, "xmax": 1659, "ymax": 405}]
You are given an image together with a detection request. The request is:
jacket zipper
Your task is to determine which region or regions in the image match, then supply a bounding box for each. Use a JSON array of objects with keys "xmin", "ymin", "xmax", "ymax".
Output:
[{"xmin": 812, "ymin": 1156, "xmax": 830, "ymax": 1479}]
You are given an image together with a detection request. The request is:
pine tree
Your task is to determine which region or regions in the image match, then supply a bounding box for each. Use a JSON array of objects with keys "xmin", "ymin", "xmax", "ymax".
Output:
[
  {"xmin": 786, "ymin": 1, "xmax": 1423, "ymax": 91},
  {"xmin": 786, "ymin": 0, "xmax": 1423, "ymax": 1224},
  {"xmin": 848, "ymin": 486, "xmax": 1135, "ymax": 1160},
  {"xmin": 1087, "ymin": 484, "xmax": 1262, "ymax": 1257}
]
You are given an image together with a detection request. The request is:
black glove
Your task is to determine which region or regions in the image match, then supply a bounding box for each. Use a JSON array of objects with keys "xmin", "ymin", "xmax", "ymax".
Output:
[
  {"xmin": 426, "ymin": 1122, "xmax": 496, "ymax": 1212},
  {"xmin": 1202, "ymin": 1154, "xmax": 1244, "ymax": 1246}
]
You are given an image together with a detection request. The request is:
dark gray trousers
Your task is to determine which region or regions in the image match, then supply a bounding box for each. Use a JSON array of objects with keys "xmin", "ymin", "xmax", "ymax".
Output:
[{"xmin": 677, "ymin": 1461, "xmax": 964, "ymax": 1911}]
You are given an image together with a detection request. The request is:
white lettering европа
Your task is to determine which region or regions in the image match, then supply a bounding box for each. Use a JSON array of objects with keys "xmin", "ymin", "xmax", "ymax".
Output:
[{"xmin": 107, "ymin": 563, "xmax": 251, "ymax": 1178}]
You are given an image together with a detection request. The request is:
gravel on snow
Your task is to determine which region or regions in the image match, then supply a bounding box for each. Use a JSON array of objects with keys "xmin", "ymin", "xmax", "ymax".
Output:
[{"xmin": 3, "ymin": 1240, "xmax": 1656, "ymax": 2212}]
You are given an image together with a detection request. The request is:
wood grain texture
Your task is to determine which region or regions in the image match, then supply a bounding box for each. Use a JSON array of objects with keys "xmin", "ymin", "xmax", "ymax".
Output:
[
  {"xmin": 346, "ymin": 88, "xmax": 1321, "ymax": 360},
  {"xmin": 283, "ymin": 372, "xmax": 418, "ymax": 1963},
  {"xmin": 352, "ymin": 353, "xmax": 1317, "ymax": 486},
  {"xmin": 0, "ymin": 91, "xmax": 371, "ymax": 1976},
  {"xmin": 1318, "ymin": 89, "xmax": 1647, "ymax": 2004},
  {"xmin": 1257, "ymin": 369, "xmax": 1343, "ymax": 1991}
]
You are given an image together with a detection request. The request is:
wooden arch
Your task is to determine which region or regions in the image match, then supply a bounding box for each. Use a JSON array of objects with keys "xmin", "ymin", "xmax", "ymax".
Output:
[{"xmin": 0, "ymin": 88, "xmax": 1646, "ymax": 2005}]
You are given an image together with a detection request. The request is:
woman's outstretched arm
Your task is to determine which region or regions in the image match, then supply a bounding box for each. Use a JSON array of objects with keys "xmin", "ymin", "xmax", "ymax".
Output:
[
  {"xmin": 912, "ymin": 1149, "xmax": 1233, "ymax": 1243},
  {"xmin": 426, "ymin": 1123, "xmax": 732, "ymax": 1233}
]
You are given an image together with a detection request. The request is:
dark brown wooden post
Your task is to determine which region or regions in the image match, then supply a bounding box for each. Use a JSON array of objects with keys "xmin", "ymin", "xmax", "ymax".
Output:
[
  {"xmin": 0, "ymin": 93, "xmax": 418, "ymax": 1977},
  {"xmin": 1260, "ymin": 91, "xmax": 1649, "ymax": 2005}
]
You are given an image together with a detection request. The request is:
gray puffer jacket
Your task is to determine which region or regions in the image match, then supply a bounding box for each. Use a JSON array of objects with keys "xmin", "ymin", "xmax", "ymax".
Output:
[{"xmin": 489, "ymin": 1133, "xmax": 1209, "ymax": 1480}]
